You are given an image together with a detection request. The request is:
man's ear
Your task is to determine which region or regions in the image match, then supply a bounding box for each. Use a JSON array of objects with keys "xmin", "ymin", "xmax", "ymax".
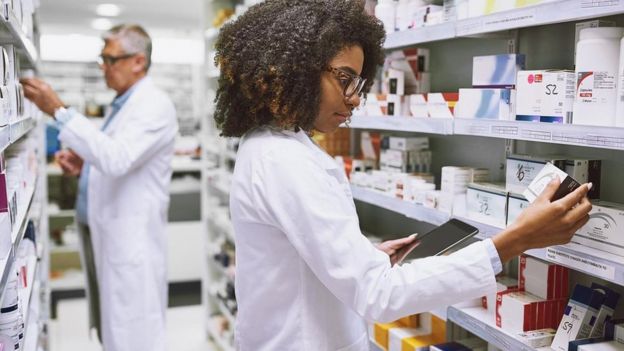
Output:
[{"xmin": 132, "ymin": 54, "xmax": 147, "ymax": 73}]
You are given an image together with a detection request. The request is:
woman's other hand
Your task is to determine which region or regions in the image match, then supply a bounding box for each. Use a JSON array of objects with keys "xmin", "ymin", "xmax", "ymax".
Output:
[{"xmin": 376, "ymin": 234, "xmax": 419, "ymax": 266}]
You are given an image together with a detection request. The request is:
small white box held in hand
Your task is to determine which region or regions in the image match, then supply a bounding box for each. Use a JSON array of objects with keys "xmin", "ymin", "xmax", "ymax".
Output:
[{"xmin": 523, "ymin": 162, "xmax": 581, "ymax": 203}]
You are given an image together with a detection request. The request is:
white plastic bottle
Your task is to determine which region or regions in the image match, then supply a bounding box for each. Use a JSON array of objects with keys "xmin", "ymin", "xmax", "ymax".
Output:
[
  {"xmin": 616, "ymin": 36, "xmax": 624, "ymax": 127},
  {"xmin": 573, "ymin": 27, "xmax": 624, "ymax": 127},
  {"xmin": 375, "ymin": 0, "xmax": 396, "ymax": 34}
]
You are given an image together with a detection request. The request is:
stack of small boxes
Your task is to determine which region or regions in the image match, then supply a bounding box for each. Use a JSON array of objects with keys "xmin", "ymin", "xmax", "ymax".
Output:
[
  {"xmin": 455, "ymin": 54, "xmax": 524, "ymax": 120},
  {"xmin": 357, "ymin": 48, "xmax": 430, "ymax": 118},
  {"xmin": 438, "ymin": 166, "xmax": 489, "ymax": 215},
  {"xmin": 380, "ymin": 136, "xmax": 431, "ymax": 174},
  {"xmin": 496, "ymin": 256, "xmax": 570, "ymax": 348},
  {"xmin": 551, "ymin": 283, "xmax": 621, "ymax": 351}
]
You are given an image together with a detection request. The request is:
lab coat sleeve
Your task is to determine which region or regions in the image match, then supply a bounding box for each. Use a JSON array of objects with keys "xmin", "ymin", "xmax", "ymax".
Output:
[
  {"xmin": 58, "ymin": 97, "xmax": 177, "ymax": 177},
  {"xmin": 252, "ymin": 149, "xmax": 498, "ymax": 323}
]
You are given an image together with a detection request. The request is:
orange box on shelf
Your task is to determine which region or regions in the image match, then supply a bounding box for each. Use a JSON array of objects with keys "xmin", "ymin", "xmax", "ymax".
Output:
[
  {"xmin": 374, "ymin": 322, "xmax": 402, "ymax": 349},
  {"xmin": 396, "ymin": 314, "xmax": 420, "ymax": 329},
  {"xmin": 402, "ymin": 315, "xmax": 446, "ymax": 351}
]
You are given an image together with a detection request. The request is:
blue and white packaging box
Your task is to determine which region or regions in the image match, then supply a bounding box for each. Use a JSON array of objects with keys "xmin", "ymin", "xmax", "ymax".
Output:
[
  {"xmin": 552, "ymin": 285, "xmax": 606, "ymax": 351},
  {"xmin": 575, "ymin": 340, "xmax": 623, "ymax": 351},
  {"xmin": 473, "ymin": 54, "xmax": 525, "ymax": 88},
  {"xmin": 455, "ymin": 88, "xmax": 515, "ymax": 120},
  {"xmin": 589, "ymin": 283, "xmax": 621, "ymax": 338},
  {"xmin": 516, "ymin": 70, "xmax": 576, "ymax": 123}
]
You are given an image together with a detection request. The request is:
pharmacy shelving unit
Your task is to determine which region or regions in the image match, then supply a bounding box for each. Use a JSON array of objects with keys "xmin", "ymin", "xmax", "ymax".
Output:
[
  {"xmin": 203, "ymin": 1, "xmax": 624, "ymax": 350},
  {"xmin": 40, "ymin": 61, "xmax": 204, "ymax": 135},
  {"xmin": 0, "ymin": 116, "xmax": 48, "ymax": 350},
  {"xmin": 0, "ymin": 1, "xmax": 49, "ymax": 349},
  {"xmin": 353, "ymin": 1, "xmax": 624, "ymax": 350}
]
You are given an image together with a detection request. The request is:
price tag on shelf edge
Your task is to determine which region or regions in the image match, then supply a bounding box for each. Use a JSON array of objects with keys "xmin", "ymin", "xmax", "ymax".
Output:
[{"xmin": 546, "ymin": 247, "xmax": 616, "ymax": 281}]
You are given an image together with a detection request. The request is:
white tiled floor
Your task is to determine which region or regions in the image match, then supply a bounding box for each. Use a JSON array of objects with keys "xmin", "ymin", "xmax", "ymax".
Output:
[{"xmin": 49, "ymin": 299, "xmax": 217, "ymax": 351}]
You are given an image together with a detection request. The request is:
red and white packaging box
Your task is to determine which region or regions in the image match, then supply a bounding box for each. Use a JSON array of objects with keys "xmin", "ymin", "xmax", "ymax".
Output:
[
  {"xmin": 496, "ymin": 289, "xmax": 567, "ymax": 333},
  {"xmin": 482, "ymin": 275, "xmax": 518, "ymax": 317},
  {"xmin": 427, "ymin": 92, "xmax": 458, "ymax": 118},
  {"xmin": 519, "ymin": 255, "xmax": 569, "ymax": 300}
]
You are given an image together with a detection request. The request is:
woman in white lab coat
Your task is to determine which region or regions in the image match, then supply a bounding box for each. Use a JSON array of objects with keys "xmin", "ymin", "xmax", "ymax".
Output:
[{"xmin": 214, "ymin": 1, "xmax": 592, "ymax": 350}]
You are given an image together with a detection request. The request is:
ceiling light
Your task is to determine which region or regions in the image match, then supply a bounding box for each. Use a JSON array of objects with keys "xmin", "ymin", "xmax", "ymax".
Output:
[
  {"xmin": 91, "ymin": 18, "xmax": 113, "ymax": 31},
  {"xmin": 96, "ymin": 3, "xmax": 121, "ymax": 17}
]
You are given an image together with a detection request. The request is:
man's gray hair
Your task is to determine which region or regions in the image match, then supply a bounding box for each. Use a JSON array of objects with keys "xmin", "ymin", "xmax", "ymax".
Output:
[{"xmin": 103, "ymin": 24, "xmax": 152, "ymax": 71}]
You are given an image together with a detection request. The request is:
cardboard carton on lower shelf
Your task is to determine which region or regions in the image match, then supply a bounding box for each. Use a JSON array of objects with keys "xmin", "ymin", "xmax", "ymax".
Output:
[
  {"xmin": 519, "ymin": 255, "xmax": 569, "ymax": 300},
  {"xmin": 402, "ymin": 315, "xmax": 446, "ymax": 351},
  {"xmin": 431, "ymin": 337, "xmax": 487, "ymax": 351},
  {"xmin": 396, "ymin": 314, "xmax": 420, "ymax": 328},
  {"xmin": 569, "ymin": 339, "xmax": 624, "ymax": 351},
  {"xmin": 389, "ymin": 327, "xmax": 429, "ymax": 351},
  {"xmin": 517, "ymin": 328, "xmax": 556, "ymax": 348},
  {"xmin": 496, "ymin": 289, "xmax": 567, "ymax": 332},
  {"xmin": 482, "ymin": 275, "xmax": 517, "ymax": 317},
  {"xmin": 374, "ymin": 322, "xmax": 402, "ymax": 349}
]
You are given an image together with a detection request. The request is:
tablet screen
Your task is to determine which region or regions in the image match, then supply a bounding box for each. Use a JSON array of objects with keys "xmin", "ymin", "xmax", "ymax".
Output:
[{"xmin": 401, "ymin": 219, "xmax": 479, "ymax": 262}]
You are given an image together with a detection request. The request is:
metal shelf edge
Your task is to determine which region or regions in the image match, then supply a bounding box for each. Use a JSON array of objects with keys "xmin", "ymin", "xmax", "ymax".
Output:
[
  {"xmin": 0, "ymin": 12, "xmax": 38, "ymax": 69},
  {"xmin": 447, "ymin": 306, "xmax": 538, "ymax": 351}
]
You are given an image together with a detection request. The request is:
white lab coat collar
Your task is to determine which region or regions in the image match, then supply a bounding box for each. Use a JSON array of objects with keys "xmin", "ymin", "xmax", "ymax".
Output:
[
  {"xmin": 102, "ymin": 76, "xmax": 152, "ymax": 131},
  {"xmin": 280, "ymin": 128, "xmax": 339, "ymax": 171}
]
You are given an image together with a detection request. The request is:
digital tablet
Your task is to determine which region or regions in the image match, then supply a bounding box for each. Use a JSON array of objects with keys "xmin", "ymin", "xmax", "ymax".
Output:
[{"xmin": 397, "ymin": 219, "xmax": 480, "ymax": 264}]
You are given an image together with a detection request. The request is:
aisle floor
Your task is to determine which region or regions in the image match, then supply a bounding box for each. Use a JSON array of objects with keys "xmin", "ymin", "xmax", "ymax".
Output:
[{"xmin": 49, "ymin": 299, "xmax": 216, "ymax": 351}]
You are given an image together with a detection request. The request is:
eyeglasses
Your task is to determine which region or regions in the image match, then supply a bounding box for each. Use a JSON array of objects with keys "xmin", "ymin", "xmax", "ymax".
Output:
[
  {"xmin": 97, "ymin": 53, "xmax": 137, "ymax": 66},
  {"xmin": 326, "ymin": 66, "xmax": 366, "ymax": 99}
]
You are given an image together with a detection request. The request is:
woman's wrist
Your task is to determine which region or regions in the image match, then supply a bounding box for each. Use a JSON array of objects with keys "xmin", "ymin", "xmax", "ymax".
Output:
[{"xmin": 491, "ymin": 225, "xmax": 529, "ymax": 264}]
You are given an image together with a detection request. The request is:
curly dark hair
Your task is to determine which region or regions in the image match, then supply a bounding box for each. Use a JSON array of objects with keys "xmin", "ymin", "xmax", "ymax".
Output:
[{"xmin": 213, "ymin": 0, "xmax": 386, "ymax": 137}]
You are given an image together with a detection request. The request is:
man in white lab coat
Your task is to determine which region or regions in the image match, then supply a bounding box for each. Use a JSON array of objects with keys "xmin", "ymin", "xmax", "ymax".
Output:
[{"xmin": 22, "ymin": 24, "xmax": 177, "ymax": 351}]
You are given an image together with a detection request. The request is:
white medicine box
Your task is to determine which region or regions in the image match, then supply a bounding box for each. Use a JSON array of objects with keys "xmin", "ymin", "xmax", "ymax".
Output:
[
  {"xmin": 466, "ymin": 182, "xmax": 508, "ymax": 228},
  {"xmin": 505, "ymin": 155, "xmax": 566, "ymax": 194},
  {"xmin": 506, "ymin": 193, "xmax": 529, "ymax": 226},
  {"xmin": 572, "ymin": 201, "xmax": 624, "ymax": 257},
  {"xmin": 388, "ymin": 136, "xmax": 429, "ymax": 151},
  {"xmin": 515, "ymin": 70, "xmax": 575, "ymax": 123}
]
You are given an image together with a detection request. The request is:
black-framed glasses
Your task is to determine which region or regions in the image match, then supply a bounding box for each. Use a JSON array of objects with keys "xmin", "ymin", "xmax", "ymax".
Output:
[
  {"xmin": 97, "ymin": 53, "xmax": 138, "ymax": 66},
  {"xmin": 326, "ymin": 66, "xmax": 366, "ymax": 99}
]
